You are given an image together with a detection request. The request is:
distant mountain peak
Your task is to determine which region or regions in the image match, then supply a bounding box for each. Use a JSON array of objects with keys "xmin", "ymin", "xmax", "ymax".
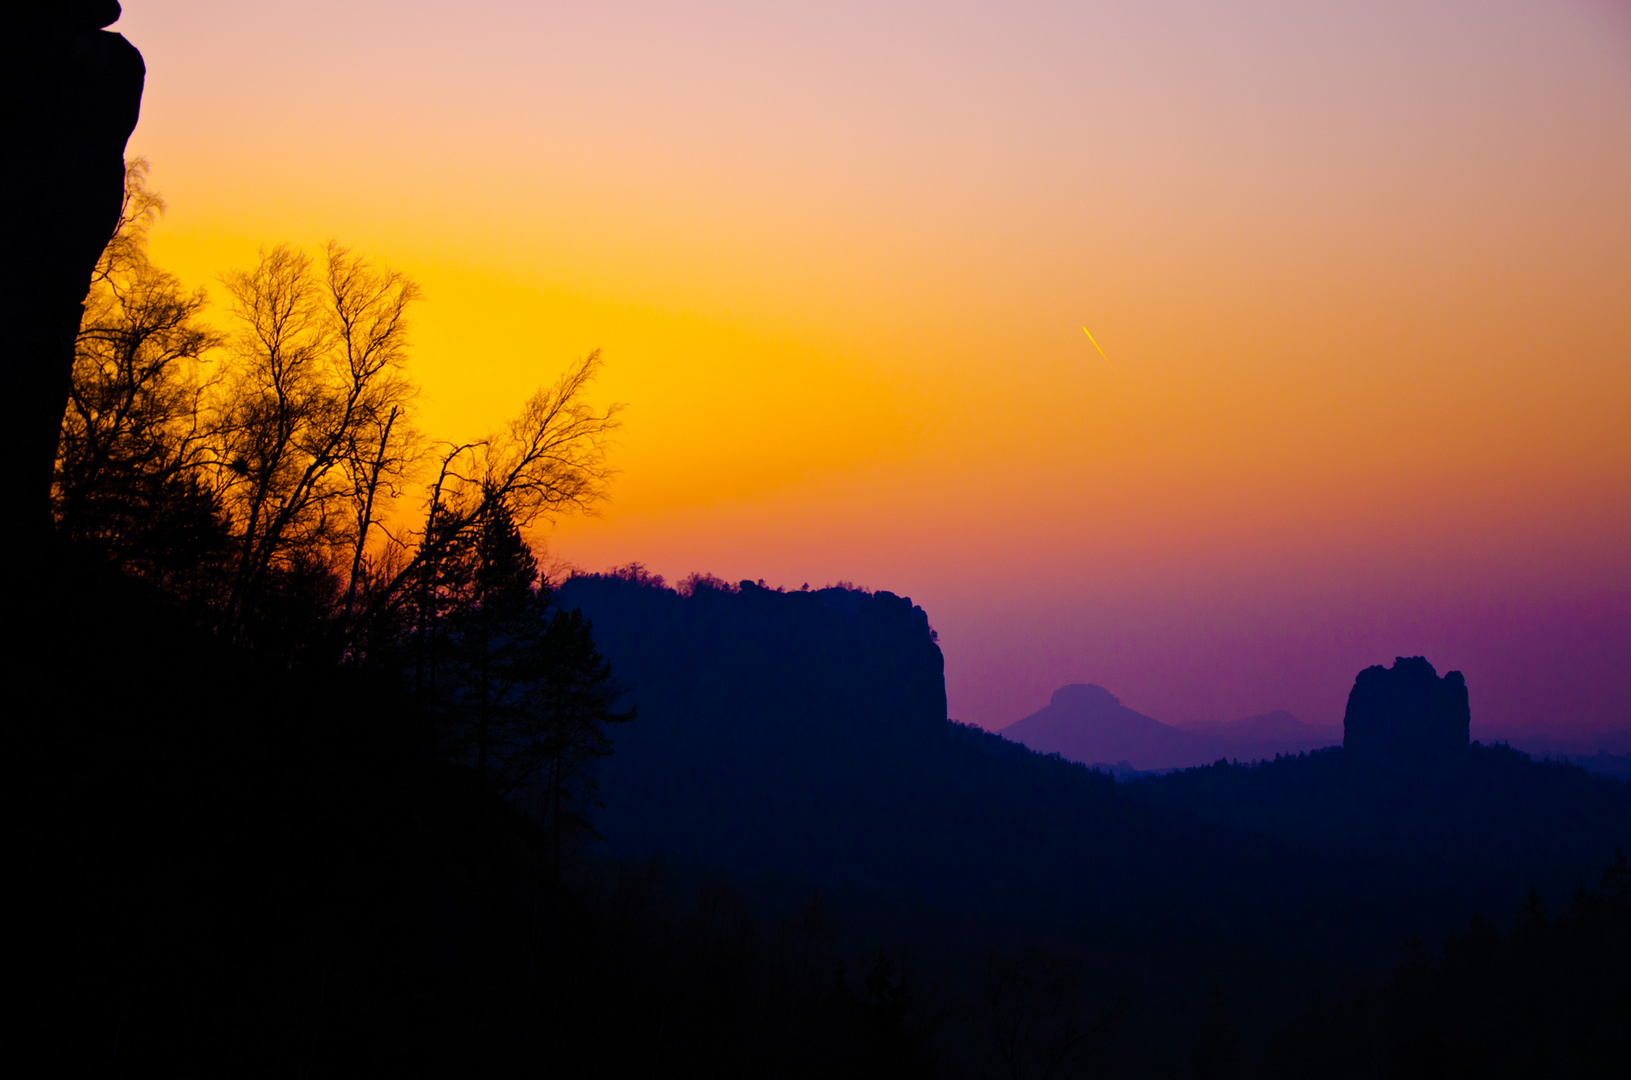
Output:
[
  {"xmin": 1003, "ymin": 685, "xmax": 1197, "ymax": 771},
  {"xmin": 1006, "ymin": 686, "xmax": 1341, "ymax": 771},
  {"xmin": 1050, "ymin": 684, "xmax": 1122, "ymax": 710}
]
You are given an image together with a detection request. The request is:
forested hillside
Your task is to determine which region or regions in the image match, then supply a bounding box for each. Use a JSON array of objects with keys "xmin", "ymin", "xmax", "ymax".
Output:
[{"xmin": 558, "ymin": 572, "xmax": 1631, "ymax": 1070}]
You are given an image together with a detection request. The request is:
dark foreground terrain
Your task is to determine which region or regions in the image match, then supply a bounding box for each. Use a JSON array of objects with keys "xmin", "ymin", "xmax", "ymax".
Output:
[{"xmin": 17, "ymin": 560, "xmax": 1629, "ymax": 1077}]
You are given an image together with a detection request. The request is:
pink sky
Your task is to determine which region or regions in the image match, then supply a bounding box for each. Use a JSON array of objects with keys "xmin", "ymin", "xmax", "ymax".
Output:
[{"xmin": 117, "ymin": 1, "xmax": 1630, "ymax": 735}]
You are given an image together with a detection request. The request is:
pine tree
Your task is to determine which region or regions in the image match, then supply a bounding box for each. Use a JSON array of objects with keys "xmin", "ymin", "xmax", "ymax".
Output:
[
  {"xmin": 463, "ymin": 499, "xmax": 538, "ymax": 779},
  {"xmin": 57, "ymin": 158, "xmax": 230, "ymax": 598},
  {"xmin": 426, "ymin": 496, "xmax": 632, "ymax": 873},
  {"xmin": 509, "ymin": 604, "xmax": 632, "ymax": 879}
]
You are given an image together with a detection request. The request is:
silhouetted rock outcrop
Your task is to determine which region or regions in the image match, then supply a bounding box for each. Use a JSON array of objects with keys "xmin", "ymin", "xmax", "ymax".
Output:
[
  {"xmin": 5, "ymin": 1, "xmax": 144, "ymax": 538},
  {"xmin": 1343, "ymin": 656, "xmax": 1470, "ymax": 769},
  {"xmin": 554, "ymin": 576, "xmax": 955, "ymax": 876}
]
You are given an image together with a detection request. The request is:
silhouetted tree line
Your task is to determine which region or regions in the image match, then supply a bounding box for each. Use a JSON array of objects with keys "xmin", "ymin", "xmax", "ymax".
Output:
[
  {"xmin": 556, "ymin": 569, "xmax": 1631, "ymax": 928},
  {"xmin": 19, "ymin": 564, "xmax": 958, "ymax": 1076},
  {"xmin": 542, "ymin": 571, "xmax": 1631, "ymax": 1074},
  {"xmin": 1119, "ymin": 742, "xmax": 1630, "ymax": 885},
  {"xmin": 54, "ymin": 162, "xmax": 629, "ymax": 856},
  {"xmin": 26, "ymin": 576, "xmax": 1124, "ymax": 1078}
]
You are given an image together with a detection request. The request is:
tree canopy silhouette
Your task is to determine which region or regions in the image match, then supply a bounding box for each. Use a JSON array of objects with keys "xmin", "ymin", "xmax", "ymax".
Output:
[
  {"xmin": 56, "ymin": 159, "xmax": 227, "ymax": 599},
  {"xmin": 52, "ymin": 167, "xmax": 635, "ymax": 866},
  {"xmin": 54, "ymin": 164, "xmax": 623, "ymax": 671}
]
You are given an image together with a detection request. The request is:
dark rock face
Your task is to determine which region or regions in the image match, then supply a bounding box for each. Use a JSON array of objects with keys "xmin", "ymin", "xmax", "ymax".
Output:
[
  {"xmin": 553, "ymin": 576, "xmax": 950, "ymax": 874},
  {"xmin": 1342, "ymin": 656, "xmax": 1470, "ymax": 767},
  {"xmin": 4, "ymin": 1, "xmax": 144, "ymax": 537}
]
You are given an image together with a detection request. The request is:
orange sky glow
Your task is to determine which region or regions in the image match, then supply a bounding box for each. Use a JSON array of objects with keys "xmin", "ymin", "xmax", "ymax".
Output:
[{"xmin": 116, "ymin": 1, "xmax": 1630, "ymax": 734}]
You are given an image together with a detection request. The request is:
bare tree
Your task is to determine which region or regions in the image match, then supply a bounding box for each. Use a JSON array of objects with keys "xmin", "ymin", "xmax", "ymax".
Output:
[
  {"xmin": 214, "ymin": 242, "xmax": 421, "ymax": 638},
  {"xmin": 57, "ymin": 159, "xmax": 225, "ymax": 589},
  {"xmin": 57, "ymin": 170, "xmax": 618, "ymax": 678},
  {"xmin": 474, "ymin": 349, "xmax": 622, "ymax": 524},
  {"xmin": 325, "ymin": 242, "xmax": 425, "ymax": 629},
  {"xmin": 90, "ymin": 156, "xmax": 164, "ymax": 290},
  {"xmin": 363, "ymin": 350, "xmax": 621, "ymax": 656}
]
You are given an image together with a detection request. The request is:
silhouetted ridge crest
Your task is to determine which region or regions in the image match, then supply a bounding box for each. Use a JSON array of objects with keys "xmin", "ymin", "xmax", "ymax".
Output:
[
  {"xmin": 558, "ymin": 572, "xmax": 945, "ymax": 747},
  {"xmin": 1343, "ymin": 656, "xmax": 1470, "ymax": 768}
]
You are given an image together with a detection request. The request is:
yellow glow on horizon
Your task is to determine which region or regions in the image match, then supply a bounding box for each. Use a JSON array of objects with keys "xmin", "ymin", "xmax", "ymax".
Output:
[{"xmin": 121, "ymin": 0, "xmax": 1630, "ymax": 658}]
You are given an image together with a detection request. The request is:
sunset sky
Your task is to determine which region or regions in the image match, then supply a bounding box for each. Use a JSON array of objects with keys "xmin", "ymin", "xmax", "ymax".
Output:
[{"xmin": 116, "ymin": 1, "xmax": 1630, "ymax": 737}]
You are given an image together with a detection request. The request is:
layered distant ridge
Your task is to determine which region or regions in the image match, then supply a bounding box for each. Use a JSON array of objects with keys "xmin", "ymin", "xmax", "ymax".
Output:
[{"xmin": 1001, "ymin": 685, "xmax": 1339, "ymax": 771}]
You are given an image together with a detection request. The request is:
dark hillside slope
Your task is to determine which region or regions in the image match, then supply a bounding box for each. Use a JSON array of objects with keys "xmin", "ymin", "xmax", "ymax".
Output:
[
  {"xmin": 561, "ymin": 574, "xmax": 1631, "ymax": 1071},
  {"xmin": 18, "ymin": 553, "xmax": 559, "ymax": 1073},
  {"xmin": 1123, "ymin": 658, "xmax": 1629, "ymax": 886},
  {"xmin": 560, "ymin": 575, "xmax": 1332, "ymax": 938},
  {"xmin": 1122, "ymin": 658, "xmax": 1630, "ymax": 963},
  {"xmin": 558, "ymin": 575, "xmax": 1627, "ymax": 966},
  {"xmin": 1123, "ymin": 744, "xmax": 1629, "ymax": 867}
]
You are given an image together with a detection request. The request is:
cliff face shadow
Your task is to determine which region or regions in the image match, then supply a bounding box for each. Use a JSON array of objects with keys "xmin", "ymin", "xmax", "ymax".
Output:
[{"xmin": 7, "ymin": 3, "xmax": 145, "ymax": 539}]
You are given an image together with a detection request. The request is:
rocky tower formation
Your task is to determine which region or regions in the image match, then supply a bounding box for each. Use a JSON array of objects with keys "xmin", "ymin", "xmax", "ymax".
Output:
[
  {"xmin": 4, "ymin": 2, "xmax": 144, "ymax": 541},
  {"xmin": 1342, "ymin": 656, "xmax": 1470, "ymax": 768}
]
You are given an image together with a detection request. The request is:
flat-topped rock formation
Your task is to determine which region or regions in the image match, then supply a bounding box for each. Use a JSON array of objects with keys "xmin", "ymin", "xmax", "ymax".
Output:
[{"xmin": 1343, "ymin": 656, "xmax": 1470, "ymax": 769}]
